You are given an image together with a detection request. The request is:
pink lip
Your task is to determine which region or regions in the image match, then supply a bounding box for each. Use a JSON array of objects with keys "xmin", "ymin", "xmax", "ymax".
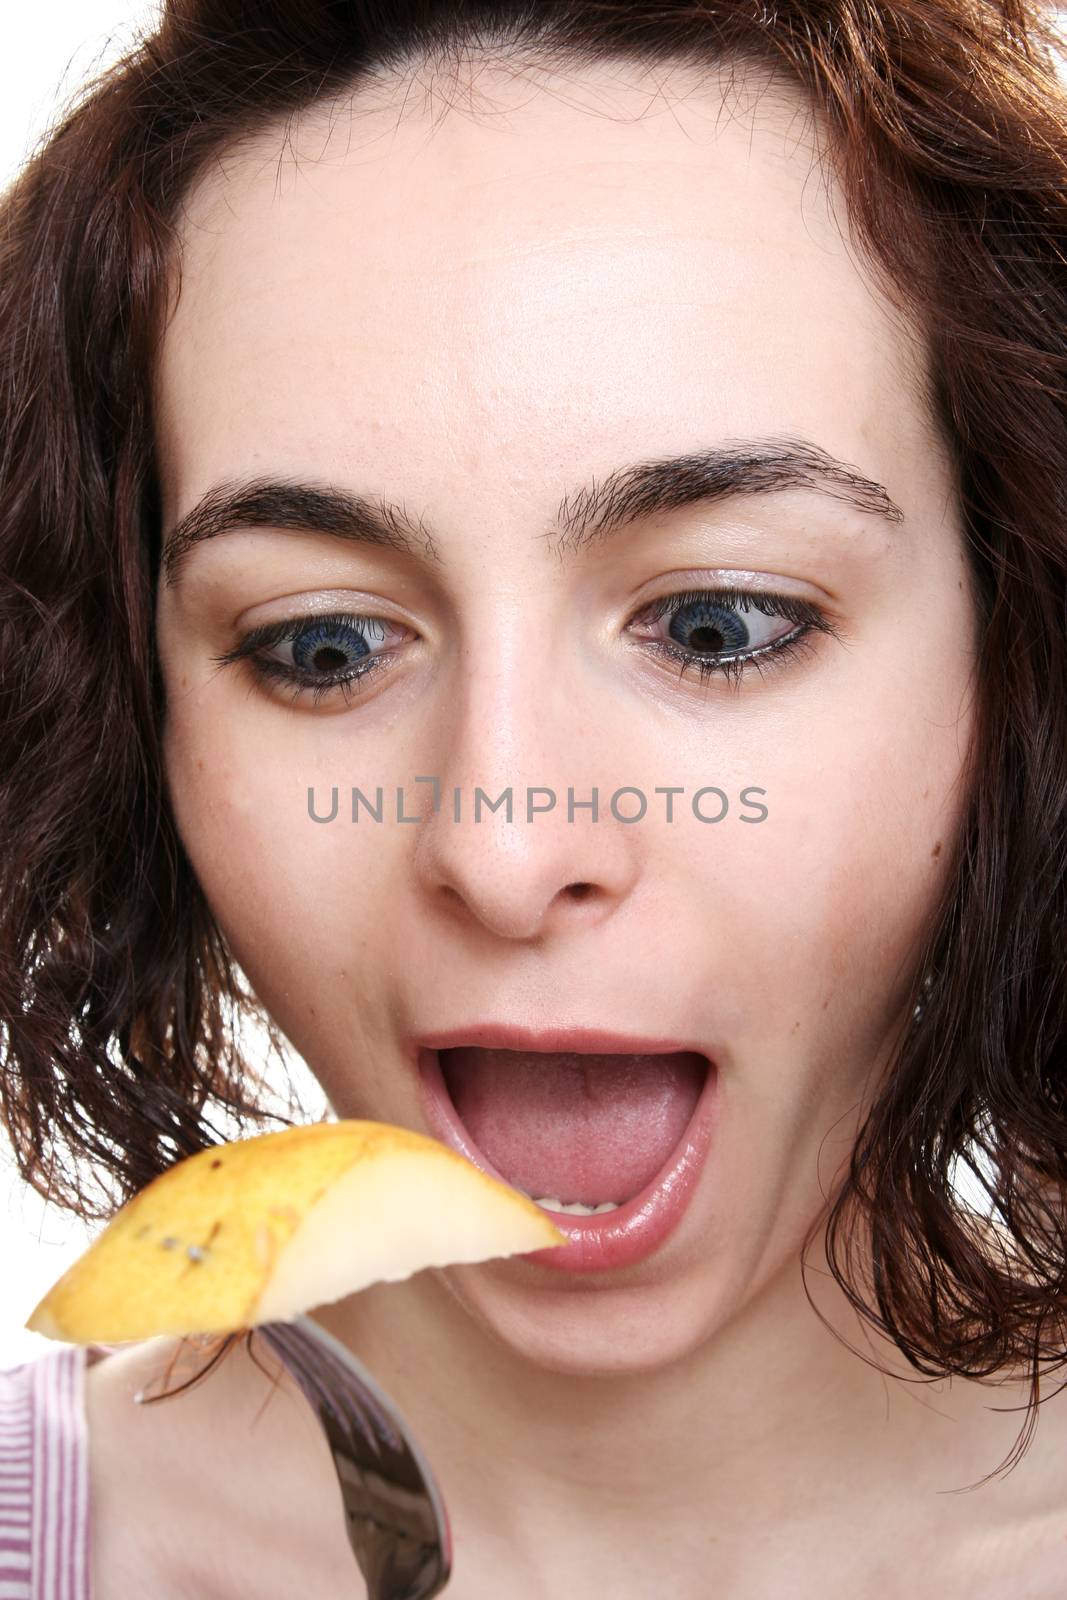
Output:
[
  {"xmin": 414, "ymin": 1023, "xmax": 703, "ymax": 1055},
  {"xmin": 411, "ymin": 1028, "xmax": 718, "ymax": 1275}
]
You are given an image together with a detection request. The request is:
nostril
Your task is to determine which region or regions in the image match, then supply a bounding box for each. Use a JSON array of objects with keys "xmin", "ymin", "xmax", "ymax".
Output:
[{"xmin": 566, "ymin": 882, "xmax": 593, "ymax": 900}]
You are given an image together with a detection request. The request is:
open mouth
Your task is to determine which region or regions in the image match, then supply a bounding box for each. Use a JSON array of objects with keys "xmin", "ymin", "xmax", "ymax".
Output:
[
  {"xmin": 427, "ymin": 1045, "xmax": 713, "ymax": 1212},
  {"xmin": 414, "ymin": 1039, "xmax": 720, "ymax": 1272}
]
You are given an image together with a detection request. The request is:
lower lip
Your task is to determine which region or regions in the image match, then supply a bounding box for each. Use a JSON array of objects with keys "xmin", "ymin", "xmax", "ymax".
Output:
[{"xmin": 414, "ymin": 1046, "xmax": 718, "ymax": 1274}]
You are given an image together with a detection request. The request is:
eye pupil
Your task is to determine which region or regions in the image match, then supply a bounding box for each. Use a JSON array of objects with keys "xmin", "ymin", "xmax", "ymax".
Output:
[
  {"xmin": 688, "ymin": 625, "xmax": 726, "ymax": 652},
  {"xmin": 311, "ymin": 645, "xmax": 349, "ymax": 671}
]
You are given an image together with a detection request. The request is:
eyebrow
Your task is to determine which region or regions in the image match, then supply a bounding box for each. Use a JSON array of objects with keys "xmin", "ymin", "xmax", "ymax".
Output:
[{"xmin": 159, "ymin": 434, "xmax": 904, "ymax": 589}]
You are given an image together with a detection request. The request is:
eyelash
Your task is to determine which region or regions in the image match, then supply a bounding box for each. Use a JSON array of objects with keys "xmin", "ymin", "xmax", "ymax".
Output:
[
  {"xmin": 630, "ymin": 586, "xmax": 841, "ymax": 691},
  {"xmin": 210, "ymin": 586, "xmax": 842, "ymax": 709}
]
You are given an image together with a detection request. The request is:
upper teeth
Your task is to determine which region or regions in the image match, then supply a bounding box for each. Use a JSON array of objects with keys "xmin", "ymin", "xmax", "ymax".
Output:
[{"xmin": 524, "ymin": 1194, "xmax": 621, "ymax": 1214}]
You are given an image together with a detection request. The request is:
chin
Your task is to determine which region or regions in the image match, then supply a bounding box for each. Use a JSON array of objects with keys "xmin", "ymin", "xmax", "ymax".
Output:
[{"xmin": 434, "ymin": 1253, "xmax": 729, "ymax": 1380}]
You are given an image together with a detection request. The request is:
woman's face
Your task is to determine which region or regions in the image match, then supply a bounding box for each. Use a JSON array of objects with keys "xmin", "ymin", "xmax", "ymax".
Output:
[{"xmin": 154, "ymin": 57, "xmax": 978, "ymax": 1374}]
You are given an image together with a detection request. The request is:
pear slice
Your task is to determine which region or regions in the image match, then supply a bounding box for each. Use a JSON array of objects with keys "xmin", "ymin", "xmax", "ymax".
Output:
[{"xmin": 25, "ymin": 1121, "xmax": 568, "ymax": 1344}]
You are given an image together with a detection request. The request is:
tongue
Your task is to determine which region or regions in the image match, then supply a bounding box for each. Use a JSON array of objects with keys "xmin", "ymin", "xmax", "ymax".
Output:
[{"xmin": 438, "ymin": 1048, "xmax": 707, "ymax": 1206}]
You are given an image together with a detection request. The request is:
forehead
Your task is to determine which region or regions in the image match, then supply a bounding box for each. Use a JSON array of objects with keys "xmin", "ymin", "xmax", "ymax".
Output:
[{"xmin": 153, "ymin": 56, "xmax": 935, "ymax": 525}]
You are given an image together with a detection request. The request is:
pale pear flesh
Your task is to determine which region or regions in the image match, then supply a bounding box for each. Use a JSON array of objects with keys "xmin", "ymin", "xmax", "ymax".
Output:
[{"xmin": 25, "ymin": 1120, "xmax": 569, "ymax": 1344}]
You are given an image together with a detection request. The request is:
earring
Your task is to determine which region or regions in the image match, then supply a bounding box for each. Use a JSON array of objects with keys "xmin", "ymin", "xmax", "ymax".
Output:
[{"xmin": 912, "ymin": 970, "xmax": 935, "ymax": 1026}]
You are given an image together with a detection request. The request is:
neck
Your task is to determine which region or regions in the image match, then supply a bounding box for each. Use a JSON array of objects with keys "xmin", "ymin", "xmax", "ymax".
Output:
[{"xmin": 301, "ymin": 1226, "xmax": 1017, "ymax": 1595}]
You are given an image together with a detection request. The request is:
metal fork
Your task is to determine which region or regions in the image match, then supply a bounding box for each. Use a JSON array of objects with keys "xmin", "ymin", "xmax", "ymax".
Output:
[{"xmin": 256, "ymin": 1315, "xmax": 453, "ymax": 1600}]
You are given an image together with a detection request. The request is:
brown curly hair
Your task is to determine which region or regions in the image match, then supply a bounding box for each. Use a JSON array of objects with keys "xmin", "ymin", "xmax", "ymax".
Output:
[{"xmin": 1, "ymin": 0, "xmax": 1065, "ymax": 1478}]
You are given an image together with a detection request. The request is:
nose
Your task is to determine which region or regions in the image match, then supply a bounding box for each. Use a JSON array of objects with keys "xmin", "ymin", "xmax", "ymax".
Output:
[
  {"xmin": 410, "ymin": 671, "xmax": 641, "ymax": 944},
  {"xmin": 414, "ymin": 794, "xmax": 638, "ymax": 941}
]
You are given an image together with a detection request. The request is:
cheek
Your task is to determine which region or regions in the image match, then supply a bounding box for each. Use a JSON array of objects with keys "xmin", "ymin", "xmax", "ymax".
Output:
[
  {"xmin": 763, "ymin": 669, "xmax": 975, "ymax": 1037},
  {"xmin": 161, "ymin": 697, "xmax": 401, "ymax": 1023},
  {"xmin": 155, "ymin": 598, "xmax": 429, "ymax": 1079},
  {"xmin": 669, "ymin": 627, "xmax": 977, "ymax": 1088},
  {"xmin": 162, "ymin": 699, "xmax": 252, "ymax": 907}
]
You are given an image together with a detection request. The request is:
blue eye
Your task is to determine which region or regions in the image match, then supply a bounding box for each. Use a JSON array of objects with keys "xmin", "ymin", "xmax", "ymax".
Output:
[
  {"xmin": 211, "ymin": 610, "xmax": 406, "ymax": 708},
  {"xmin": 289, "ymin": 615, "xmax": 383, "ymax": 675},
  {"xmin": 629, "ymin": 586, "xmax": 841, "ymax": 690}
]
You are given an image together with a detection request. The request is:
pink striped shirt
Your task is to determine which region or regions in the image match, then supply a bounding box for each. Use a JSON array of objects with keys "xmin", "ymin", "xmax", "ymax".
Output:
[{"xmin": 0, "ymin": 1344, "xmax": 111, "ymax": 1600}]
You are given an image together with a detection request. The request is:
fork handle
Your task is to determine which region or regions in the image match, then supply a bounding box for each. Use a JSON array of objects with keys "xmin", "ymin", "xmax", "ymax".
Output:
[{"xmin": 257, "ymin": 1316, "xmax": 453, "ymax": 1600}]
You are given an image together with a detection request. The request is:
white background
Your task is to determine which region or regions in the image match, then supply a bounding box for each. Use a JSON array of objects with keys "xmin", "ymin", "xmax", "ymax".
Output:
[{"xmin": 2, "ymin": 3, "xmax": 1056, "ymax": 1371}]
